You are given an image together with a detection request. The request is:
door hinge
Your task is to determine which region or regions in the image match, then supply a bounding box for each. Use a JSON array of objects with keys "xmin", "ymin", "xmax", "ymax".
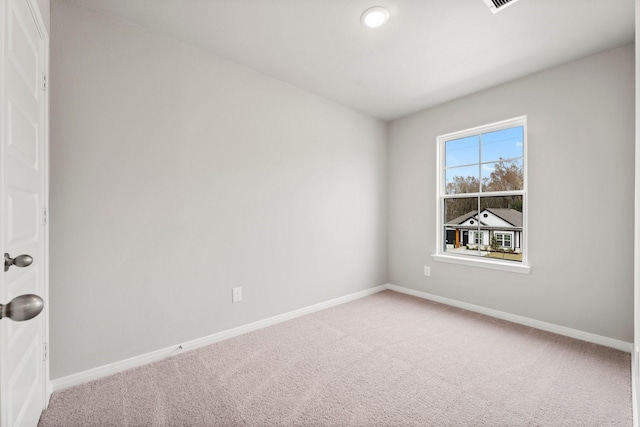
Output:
[
  {"xmin": 43, "ymin": 207, "xmax": 48, "ymax": 226},
  {"xmin": 43, "ymin": 343, "xmax": 48, "ymax": 361},
  {"xmin": 41, "ymin": 73, "xmax": 48, "ymax": 91}
]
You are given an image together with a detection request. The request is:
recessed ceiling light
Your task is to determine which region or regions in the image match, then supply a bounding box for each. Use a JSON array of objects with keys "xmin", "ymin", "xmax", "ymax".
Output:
[{"xmin": 361, "ymin": 6, "xmax": 390, "ymax": 28}]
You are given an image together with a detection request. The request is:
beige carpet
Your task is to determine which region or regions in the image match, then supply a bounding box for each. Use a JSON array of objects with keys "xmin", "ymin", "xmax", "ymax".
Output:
[{"xmin": 39, "ymin": 290, "xmax": 632, "ymax": 426}]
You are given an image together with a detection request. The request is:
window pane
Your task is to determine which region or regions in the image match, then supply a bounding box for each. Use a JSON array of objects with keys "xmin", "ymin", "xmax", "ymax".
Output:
[
  {"xmin": 444, "ymin": 197, "xmax": 478, "ymax": 225},
  {"xmin": 443, "ymin": 195, "xmax": 524, "ymax": 261},
  {"xmin": 479, "ymin": 194, "xmax": 523, "ymax": 213},
  {"xmin": 444, "ymin": 198, "xmax": 483, "ymax": 258},
  {"xmin": 480, "ymin": 159, "xmax": 524, "ymax": 192},
  {"xmin": 445, "ymin": 165, "xmax": 480, "ymax": 194},
  {"xmin": 478, "ymin": 195, "xmax": 523, "ymax": 263},
  {"xmin": 481, "ymin": 126, "xmax": 524, "ymax": 163},
  {"xmin": 445, "ymin": 135, "xmax": 479, "ymax": 167}
]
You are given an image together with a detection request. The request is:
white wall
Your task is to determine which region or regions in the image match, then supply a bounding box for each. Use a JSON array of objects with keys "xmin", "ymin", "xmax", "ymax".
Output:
[
  {"xmin": 388, "ymin": 45, "xmax": 634, "ymax": 342},
  {"xmin": 50, "ymin": 0, "xmax": 387, "ymax": 379}
]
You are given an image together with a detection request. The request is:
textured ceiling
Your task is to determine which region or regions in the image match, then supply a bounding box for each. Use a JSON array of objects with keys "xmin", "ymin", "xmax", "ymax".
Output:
[{"xmin": 70, "ymin": 0, "xmax": 635, "ymax": 121}]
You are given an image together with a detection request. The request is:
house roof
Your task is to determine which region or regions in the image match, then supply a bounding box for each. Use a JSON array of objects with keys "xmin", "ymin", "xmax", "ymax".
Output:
[
  {"xmin": 487, "ymin": 208, "xmax": 523, "ymax": 227},
  {"xmin": 447, "ymin": 208, "xmax": 522, "ymax": 227},
  {"xmin": 447, "ymin": 210, "xmax": 479, "ymax": 227}
]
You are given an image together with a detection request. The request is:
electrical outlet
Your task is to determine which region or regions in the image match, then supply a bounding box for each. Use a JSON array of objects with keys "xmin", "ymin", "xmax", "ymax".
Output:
[
  {"xmin": 424, "ymin": 266, "xmax": 431, "ymax": 276},
  {"xmin": 232, "ymin": 287, "xmax": 242, "ymax": 303}
]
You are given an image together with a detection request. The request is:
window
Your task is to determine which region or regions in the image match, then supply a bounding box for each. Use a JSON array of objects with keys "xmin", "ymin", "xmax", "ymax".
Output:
[
  {"xmin": 494, "ymin": 232, "xmax": 512, "ymax": 248},
  {"xmin": 473, "ymin": 231, "xmax": 484, "ymax": 245},
  {"xmin": 433, "ymin": 117, "xmax": 529, "ymax": 274}
]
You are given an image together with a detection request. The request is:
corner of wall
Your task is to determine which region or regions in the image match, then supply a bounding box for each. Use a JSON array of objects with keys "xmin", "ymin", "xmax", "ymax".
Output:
[{"xmin": 633, "ymin": 0, "xmax": 639, "ymax": 424}]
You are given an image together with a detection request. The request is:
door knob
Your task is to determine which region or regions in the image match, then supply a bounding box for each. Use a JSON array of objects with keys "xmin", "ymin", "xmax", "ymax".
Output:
[
  {"xmin": 4, "ymin": 253, "xmax": 33, "ymax": 272},
  {"xmin": 0, "ymin": 294, "xmax": 44, "ymax": 321}
]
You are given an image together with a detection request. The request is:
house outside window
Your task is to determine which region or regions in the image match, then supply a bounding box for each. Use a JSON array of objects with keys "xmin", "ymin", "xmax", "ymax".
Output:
[{"xmin": 433, "ymin": 116, "xmax": 530, "ymax": 274}]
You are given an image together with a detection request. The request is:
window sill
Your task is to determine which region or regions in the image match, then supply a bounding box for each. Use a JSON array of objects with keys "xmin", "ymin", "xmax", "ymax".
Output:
[{"xmin": 431, "ymin": 253, "xmax": 531, "ymax": 274}]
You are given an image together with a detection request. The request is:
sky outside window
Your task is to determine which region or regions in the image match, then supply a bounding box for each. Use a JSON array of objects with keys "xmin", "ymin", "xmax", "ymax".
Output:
[
  {"xmin": 481, "ymin": 126, "xmax": 523, "ymax": 163},
  {"xmin": 445, "ymin": 126, "xmax": 524, "ymax": 194}
]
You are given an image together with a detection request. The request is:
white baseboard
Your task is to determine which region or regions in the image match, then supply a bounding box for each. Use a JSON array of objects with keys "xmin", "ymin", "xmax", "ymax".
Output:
[
  {"xmin": 50, "ymin": 285, "xmax": 387, "ymax": 392},
  {"xmin": 387, "ymin": 284, "xmax": 633, "ymax": 353},
  {"xmin": 51, "ymin": 283, "xmax": 632, "ymax": 393}
]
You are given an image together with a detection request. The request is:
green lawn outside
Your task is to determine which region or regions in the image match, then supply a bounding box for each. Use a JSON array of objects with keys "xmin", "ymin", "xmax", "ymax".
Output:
[{"xmin": 484, "ymin": 252, "xmax": 523, "ymax": 261}]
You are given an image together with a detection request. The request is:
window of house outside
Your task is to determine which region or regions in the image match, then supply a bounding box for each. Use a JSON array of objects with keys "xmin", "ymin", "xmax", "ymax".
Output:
[
  {"xmin": 433, "ymin": 116, "xmax": 530, "ymax": 274},
  {"xmin": 495, "ymin": 232, "xmax": 512, "ymax": 249},
  {"xmin": 472, "ymin": 231, "xmax": 484, "ymax": 245}
]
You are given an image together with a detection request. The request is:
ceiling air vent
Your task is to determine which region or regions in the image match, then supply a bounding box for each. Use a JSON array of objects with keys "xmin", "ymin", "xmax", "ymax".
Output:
[{"xmin": 482, "ymin": 0, "xmax": 522, "ymax": 14}]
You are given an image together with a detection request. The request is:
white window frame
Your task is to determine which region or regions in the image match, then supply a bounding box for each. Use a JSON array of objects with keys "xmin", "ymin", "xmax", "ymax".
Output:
[{"xmin": 432, "ymin": 116, "xmax": 530, "ymax": 274}]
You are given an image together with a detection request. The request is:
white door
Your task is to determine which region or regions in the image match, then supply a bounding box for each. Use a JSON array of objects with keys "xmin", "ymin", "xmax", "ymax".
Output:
[{"xmin": 0, "ymin": 0, "xmax": 48, "ymax": 426}]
